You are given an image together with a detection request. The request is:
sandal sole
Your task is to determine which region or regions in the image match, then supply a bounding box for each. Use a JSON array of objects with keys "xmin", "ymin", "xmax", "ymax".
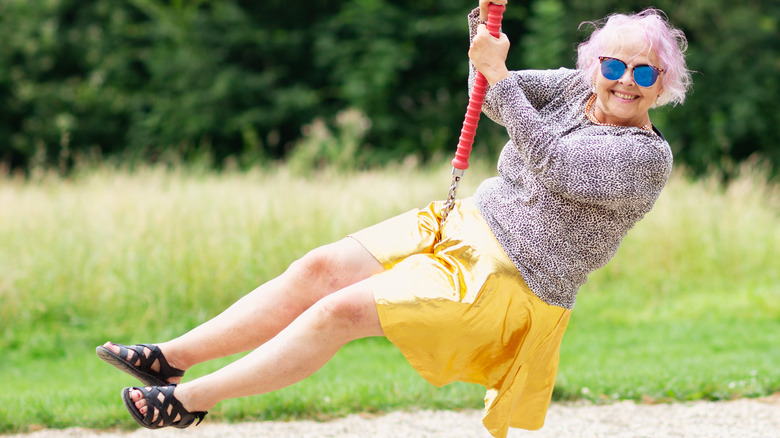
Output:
[{"xmin": 96, "ymin": 346, "xmax": 167, "ymax": 387}]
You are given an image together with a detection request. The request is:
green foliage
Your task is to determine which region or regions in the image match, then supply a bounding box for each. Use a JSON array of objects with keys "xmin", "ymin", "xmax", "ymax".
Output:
[
  {"xmin": 0, "ymin": 0, "xmax": 778, "ymax": 176},
  {"xmin": 665, "ymin": 0, "xmax": 780, "ymax": 175},
  {"xmin": 287, "ymin": 108, "xmax": 372, "ymax": 174},
  {"xmin": 309, "ymin": 0, "xmax": 528, "ymax": 162},
  {"xmin": 521, "ymin": 0, "xmax": 570, "ymax": 69}
]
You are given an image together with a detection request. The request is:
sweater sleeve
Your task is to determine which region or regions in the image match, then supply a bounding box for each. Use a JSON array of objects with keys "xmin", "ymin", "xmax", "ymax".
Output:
[
  {"xmin": 466, "ymin": 8, "xmax": 671, "ymax": 208},
  {"xmin": 467, "ymin": 9, "xmax": 576, "ymax": 122},
  {"xmin": 488, "ymin": 75, "xmax": 672, "ymax": 208}
]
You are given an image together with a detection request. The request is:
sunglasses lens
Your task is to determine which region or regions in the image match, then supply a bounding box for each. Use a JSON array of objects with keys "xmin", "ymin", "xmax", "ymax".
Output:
[
  {"xmin": 601, "ymin": 58, "xmax": 626, "ymax": 81},
  {"xmin": 633, "ymin": 66, "xmax": 659, "ymax": 87}
]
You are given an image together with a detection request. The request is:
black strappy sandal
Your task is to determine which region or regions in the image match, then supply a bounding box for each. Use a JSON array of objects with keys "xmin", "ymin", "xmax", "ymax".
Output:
[
  {"xmin": 96, "ymin": 343, "xmax": 185, "ymax": 386},
  {"xmin": 122, "ymin": 385, "xmax": 207, "ymax": 429}
]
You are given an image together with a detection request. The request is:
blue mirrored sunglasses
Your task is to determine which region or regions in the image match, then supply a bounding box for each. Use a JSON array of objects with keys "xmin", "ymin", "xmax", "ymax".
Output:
[{"xmin": 599, "ymin": 56, "xmax": 664, "ymax": 88}]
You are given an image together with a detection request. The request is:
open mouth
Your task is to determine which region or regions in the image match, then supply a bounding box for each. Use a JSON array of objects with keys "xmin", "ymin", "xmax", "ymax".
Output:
[{"xmin": 612, "ymin": 91, "xmax": 638, "ymax": 101}]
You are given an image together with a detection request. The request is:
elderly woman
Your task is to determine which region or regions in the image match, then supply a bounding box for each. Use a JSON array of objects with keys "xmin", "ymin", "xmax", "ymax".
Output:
[{"xmin": 97, "ymin": 1, "xmax": 691, "ymax": 437}]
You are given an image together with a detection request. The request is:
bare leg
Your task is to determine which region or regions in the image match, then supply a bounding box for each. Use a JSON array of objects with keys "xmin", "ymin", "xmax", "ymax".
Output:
[
  {"xmin": 128, "ymin": 280, "xmax": 384, "ymax": 417},
  {"xmin": 104, "ymin": 237, "xmax": 384, "ymax": 381}
]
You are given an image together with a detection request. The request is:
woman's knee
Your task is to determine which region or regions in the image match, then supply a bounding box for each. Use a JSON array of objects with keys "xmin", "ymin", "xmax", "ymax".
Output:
[
  {"xmin": 288, "ymin": 243, "xmax": 342, "ymax": 292},
  {"xmin": 309, "ymin": 286, "xmax": 384, "ymax": 339},
  {"xmin": 287, "ymin": 238, "xmax": 382, "ymax": 294}
]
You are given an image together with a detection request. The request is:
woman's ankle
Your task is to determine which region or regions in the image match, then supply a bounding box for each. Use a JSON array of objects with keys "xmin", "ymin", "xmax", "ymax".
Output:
[{"xmin": 157, "ymin": 342, "xmax": 194, "ymax": 373}]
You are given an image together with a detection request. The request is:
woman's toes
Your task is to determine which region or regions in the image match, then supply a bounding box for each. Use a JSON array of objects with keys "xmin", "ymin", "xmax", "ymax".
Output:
[
  {"xmin": 103, "ymin": 341, "xmax": 120, "ymax": 354},
  {"xmin": 104, "ymin": 342, "xmax": 138, "ymax": 364},
  {"xmin": 130, "ymin": 388, "xmax": 145, "ymax": 403},
  {"xmin": 134, "ymin": 392, "xmax": 148, "ymax": 410}
]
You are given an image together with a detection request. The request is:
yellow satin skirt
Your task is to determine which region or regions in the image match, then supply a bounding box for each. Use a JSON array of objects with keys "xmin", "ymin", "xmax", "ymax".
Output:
[{"xmin": 349, "ymin": 198, "xmax": 571, "ymax": 438}]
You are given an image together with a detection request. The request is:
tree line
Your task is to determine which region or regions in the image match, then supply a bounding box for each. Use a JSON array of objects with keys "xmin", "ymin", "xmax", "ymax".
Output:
[{"xmin": 0, "ymin": 0, "xmax": 778, "ymax": 176}]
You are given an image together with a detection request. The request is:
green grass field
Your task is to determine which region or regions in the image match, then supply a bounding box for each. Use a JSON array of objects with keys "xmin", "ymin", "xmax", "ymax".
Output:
[{"xmin": 1, "ymin": 161, "xmax": 778, "ymax": 433}]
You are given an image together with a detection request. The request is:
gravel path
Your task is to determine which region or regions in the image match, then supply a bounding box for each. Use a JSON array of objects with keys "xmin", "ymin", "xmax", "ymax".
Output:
[{"xmin": 8, "ymin": 396, "xmax": 779, "ymax": 438}]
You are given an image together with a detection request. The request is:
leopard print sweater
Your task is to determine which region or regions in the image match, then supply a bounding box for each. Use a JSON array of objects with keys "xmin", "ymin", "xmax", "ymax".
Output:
[{"xmin": 467, "ymin": 10, "xmax": 673, "ymax": 309}]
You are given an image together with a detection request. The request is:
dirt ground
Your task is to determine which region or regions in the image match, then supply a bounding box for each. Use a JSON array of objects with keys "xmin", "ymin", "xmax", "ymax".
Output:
[{"xmin": 7, "ymin": 395, "xmax": 780, "ymax": 438}]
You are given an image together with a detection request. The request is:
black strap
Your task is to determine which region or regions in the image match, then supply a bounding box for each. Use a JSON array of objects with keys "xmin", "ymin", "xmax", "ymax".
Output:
[
  {"xmin": 118, "ymin": 343, "xmax": 185, "ymax": 379},
  {"xmin": 136, "ymin": 385, "xmax": 206, "ymax": 428}
]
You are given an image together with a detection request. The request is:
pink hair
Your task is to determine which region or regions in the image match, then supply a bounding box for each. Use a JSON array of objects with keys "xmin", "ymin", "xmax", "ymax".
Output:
[{"xmin": 576, "ymin": 9, "xmax": 692, "ymax": 107}]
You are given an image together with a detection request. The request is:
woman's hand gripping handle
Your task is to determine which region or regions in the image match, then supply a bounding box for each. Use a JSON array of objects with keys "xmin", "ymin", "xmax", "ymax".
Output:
[{"xmin": 442, "ymin": 3, "xmax": 505, "ymax": 222}]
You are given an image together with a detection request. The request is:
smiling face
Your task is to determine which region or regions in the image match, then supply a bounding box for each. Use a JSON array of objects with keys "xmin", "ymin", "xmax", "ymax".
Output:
[{"xmin": 592, "ymin": 32, "xmax": 665, "ymax": 128}]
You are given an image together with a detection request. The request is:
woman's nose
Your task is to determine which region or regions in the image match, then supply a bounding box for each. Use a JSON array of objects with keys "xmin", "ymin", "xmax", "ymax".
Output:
[{"xmin": 618, "ymin": 68, "xmax": 636, "ymax": 86}]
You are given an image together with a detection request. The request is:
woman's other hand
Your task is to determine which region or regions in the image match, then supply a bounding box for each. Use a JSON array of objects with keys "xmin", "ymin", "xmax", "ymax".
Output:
[
  {"xmin": 469, "ymin": 22, "xmax": 510, "ymax": 86},
  {"xmin": 479, "ymin": 0, "xmax": 508, "ymax": 22}
]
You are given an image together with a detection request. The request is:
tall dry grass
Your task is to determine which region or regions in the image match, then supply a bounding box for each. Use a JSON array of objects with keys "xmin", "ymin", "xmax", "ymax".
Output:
[
  {"xmin": 0, "ymin": 160, "xmax": 777, "ymax": 431},
  {"xmin": 1, "ymin": 160, "xmax": 777, "ymax": 355}
]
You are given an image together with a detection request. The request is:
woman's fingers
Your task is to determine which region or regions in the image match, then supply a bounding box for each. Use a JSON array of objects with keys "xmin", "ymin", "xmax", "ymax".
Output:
[
  {"xmin": 469, "ymin": 27, "xmax": 510, "ymax": 85},
  {"xmin": 479, "ymin": 0, "xmax": 508, "ymax": 22}
]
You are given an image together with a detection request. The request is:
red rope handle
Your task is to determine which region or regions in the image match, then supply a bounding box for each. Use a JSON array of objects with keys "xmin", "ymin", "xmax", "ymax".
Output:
[{"xmin": 452, "ymin": 3, "xmax": 506, "ymax": 171}]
